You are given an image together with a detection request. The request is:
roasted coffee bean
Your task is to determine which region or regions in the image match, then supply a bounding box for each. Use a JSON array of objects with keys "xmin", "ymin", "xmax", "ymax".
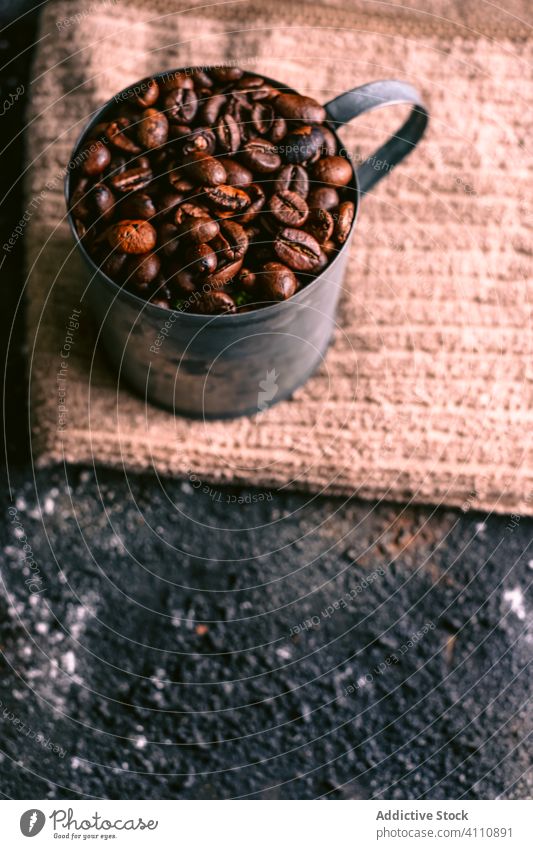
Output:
[
  {"xmin": 81, "ymin": 140, "xmax": 111, "ymax": 176},
  {"xmin": 319, "ymin": 125, "xmax": 337, "ymax": 156},
  {"xmin": 282, "ymin": 126, "xmax": 323, "ymax": 164},
  {"xmin": 268, "ymin": 190, "xmax": 309, "ymax": 227},
  {"xmin": 175, "ymin": 204, "xmax": 219, "ymax": 243},
  {"xmin": 216, "ymin": 113, "xmax": 241, "ymax": 153},
  {"xmin": 334, "ymin": 200, "xmax": 356, "ymax": 244},
  {"xmin": 150, "ymin": 294, "xmax": 172, "ymax": 309},
  {"xmin": 157, "ymin": 189, "xmax": 186, "ymax": 215},
  {"xmin": 167, "ymin": 265, "xmax": 197, "ymax": 296},
  {"xmin": 237, "ymin": 267, "xmax": 257, "ymax": 292},
  {"xmin": 312, "ymin": 155, "xmax": 353, "ymax": 187},
  {"xmin": 222, "ymin": 158, "xmax": 253, "ymax": 187},
  {"xmin": 211, "ymin": 66, "xmax": 243, "ymax": 83},
  {"xmin": 274, "ymin": 93, "xmax": 326, "ymax": 123},
  {"xmin": 110, "ymin": 166, "xmax": 152, "ymax": 193},
  {"xmin": 307, "ymin": 185, "xmax": 340, "ymax": 210},
  {"xmin": 236, "ymin": 183, "xmax": 265, "ymax": 224},
  {"xmin": 274, "ymin": 227, "xmax": 322, "ymax": 271},
  {"xmin": 204, "ymin": 184, "xmax": 250, "ymax": 213},
  {"xmin": 181, "ymin": 126, "xmax": 216, "ymax": 156},
  {"xmin": 198, "ymin": 93, "xmax": 226, "ymax": 125},
  {"xmin": 137, "ymin": 108, "xmax": 168, "ymax": 149},
  {"xmin": 274, "ymin": 164, "xmax": 309, "ymax": 197},
  {"xmin": 121, "ymin": 191, "xmax": 156, "ymax": 220},
  {"xmin": 164, "ymin": 87, "xmax": 198, "ymax": 123},
  {"xmin": 269, "ymin": 116, "xmax": 288, "ymax": 143},
  {"xmin": 101, "ymin": 251, "xmax": 127, "ymax": 280},
  {"xmin": 204, "ymin": 258, "xmax": 243, "ymax": 288},
  {"xmin": 107, "ymin": 219, "xmax": 157, "ymax": 254},
  {"xmin": 183, "ymin": 152, "xmax": 227, "ymax": 186},
  {"xmin": 134, "ymin": 78, "xmax": 159, "ymax": 108},
  {"xmin": 195, "ymin": 290, "xmax": 236, "ymax": 314},
  {"xmin": 187, "ymin": 242, "xmax": 217, "ymax": 276},
  {"xmin": 159, "ymin": 71, "xmax": 194, "ymax": 92},
  {"xmin": 251, "ymin": 102, "xmax": 275, "ymax": 135},
  {"xmin": 105, "ymin": 118, "xmax": 141, "ymax": 153},
  {"xmin": 260, "ymin": 262, "xmax": 298, "ymax": 301},
  {"xmin": 157, "ymin": 221, "xmax": 181, "ymax": 256},
  {"xmin": 192, "ymin": 69, "xmax": 214, "ymax": 88},
  {"xmin": 216, "ymin": 220, "xmax": 249, "ymax": 261},
  {"xmin": 241, "ymin": 139, "xmax": 281, "ymax": 173},
  {"xmin": 126, "ymin": 252, "xmax": 161, "ymax": 288},
  {"xmin": 305, "ymin": 207, "xmax": 334, "ymax": 244},
  {"xmin": 72, "ymin": 67, "xmax": 357, "ymax": 313}
]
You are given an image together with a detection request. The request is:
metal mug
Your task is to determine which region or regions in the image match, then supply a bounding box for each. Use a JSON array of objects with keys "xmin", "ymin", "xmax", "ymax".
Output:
[{"xmin": 66, "ymin": 71, "xmax": 428, "ymax": 418}]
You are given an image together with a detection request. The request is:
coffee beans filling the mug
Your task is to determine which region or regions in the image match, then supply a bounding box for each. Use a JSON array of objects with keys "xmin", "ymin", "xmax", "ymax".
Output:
[{"xmin": 70, "ymin": 68, "xmax": 356, "ymax": 315}]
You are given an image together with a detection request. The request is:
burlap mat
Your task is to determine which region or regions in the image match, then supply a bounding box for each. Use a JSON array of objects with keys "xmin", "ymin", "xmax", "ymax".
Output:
[{"xmin": 25, "ymin": 0, "xmax": 533, "ymax": 514}]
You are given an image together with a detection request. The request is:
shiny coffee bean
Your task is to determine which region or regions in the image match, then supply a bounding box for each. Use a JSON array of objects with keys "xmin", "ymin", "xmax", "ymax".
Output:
[
  {"xmin": 126, "ymin": 252, "xmax": 161, "ymax": 287},
  {"xmin": 260, "ymin": 262, "xmax": 298, "ymax": 300},
  {"xmin": 320, "ymin": 126, "xmax": 337, "ymax": 156},
  {"xmin": 237, "ymin": 267, "xmax": 257, "ymax": 292},
  {"xmin": 270, "ymin": 115, "xmax": 288, "ymax": 143},
  {"xmin": 307, "ymin": 185, "xmax": 340, "ymax": 210},
  {"xmin": 198, "ymin": 93, "xmax": 226, "ymax": 125},
  {"xmin": 157, "ymin": 221, "xmax": 181, "ymax": 256},
  {"xmin": 121, "ymin": 191, "xmax": 156, "ymax": 220},
  {"xmin": 137, "ymin": 108, "xmax": 168, "ymax": 149},
  {"xmin": 164, "ymin": 87, "xmax": 198, "ymax": 123},
  {"xmin": 305, "ymin": 207, "xmax": 334, "ymax": 244},
  {"xmin": 105, "ymin": 118, "xmax": 141, "ymax": 153},
  {"xmin": 274, "ymin": 164, "xmax": 309, "ymax": 197},
  {"xmin": 183, "ymin": 152, "xmax": 227, "ymax": 186},
  {"xmin": 134, "ymin": 78, "xmax": 159, "ymax": 108},
  {"xmin": 159, "ymin": 71, "xmax": 194, "ymax": 93},
  {"xmin": 110, "ymin": 166, "xmax": 152, "ymax": 193},
  {"xmin": 216, "ymin": 113, "xmax": 241, "ymax": 153},
  {"xmin": 90, "ymin": 183, "xmax": 115, "ymax": 221},
  {"xmin": 274, "ymin": 227, "xmax": 322, "ymax": 271},
  {"xmin": 334, "ymin": 200, "xmax": 356, "ymax": 243},
  {"xmin": 282, "ymin": 126, "xmax": 323, "ymax": 164},
  {"xmin": 181, "ymin": 126, "xmax": 216, "ymax": 156},
  {"xmin": 216, "ymin": 220, "xmax": 249, "ymax": 261},
  {"xmin": 107, "ymin": 220, "xmax": 157, "ymax": 254},
  {"xmin": 204, "ymin": 258, "xmax": 243, "ymax": 288},
  {"xmin": 222, "ymin": 158, "xmax": 253, "ymax": 187},
  {"xmin": 236, "ymin": 183, "xmax": 265, "ymax": 224},
  {"xmin": 241, "ymin": 139, "xmax": 281, "ymax": 173},
  {"xmin": 211, "ymin": 66, "xmax": 243, "ymax": 83},
  {"xmin": 195, "ymin": 290, "xmax": 237, "ymax": 314},
  {"xmin": 167, "ymin": 266, "xmax": 197, "ymax": 296},
  {"xmin": 81, "ymin": 140, "xmax": 111, "ymax": 176},
  {"xmin": 102, "ymin": 251, "xmax": 127, "ymax": 280},
  {"xmin": 268, "ymin": 190, "xmax": 308, "ymax": 227},
  {"xmin": 274, "ymin": 93, "xmax": 326, "ymax": 123},
  {"xmin": 312, "ymin": 155, "xmax": 353, "ymax": 187},
  {"xmin": 252, "ymin": 102, "xmax": 275, "ymax": 134},
  {"xmin": 175, "ymin": 204, "xmax": 219, "ymax": 243},
  {"xmin": 187, "ymin": 242, "xmax": 217, "ymax": 276},
  {"xmin": 157, "ymin": 189, "xmax": 186, "ymax": 215},
  {"xmin": 204, "ymin": 184, "xmax": 250, "ymax": 213}
]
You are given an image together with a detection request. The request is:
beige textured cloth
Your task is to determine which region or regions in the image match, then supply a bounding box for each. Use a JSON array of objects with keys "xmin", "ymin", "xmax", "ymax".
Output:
[{"xmin": 26, "ymin": 0, "xmax": 533, "ymax": 514}]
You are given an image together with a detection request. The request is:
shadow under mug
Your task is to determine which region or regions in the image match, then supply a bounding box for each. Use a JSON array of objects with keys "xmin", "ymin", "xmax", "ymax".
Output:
[{"xmin": 65, "ymin": 71, "xmax": 428, "ymax": 419}]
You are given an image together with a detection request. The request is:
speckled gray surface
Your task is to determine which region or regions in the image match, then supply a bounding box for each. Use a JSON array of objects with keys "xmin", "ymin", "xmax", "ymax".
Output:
[{"xmin": 0, "ymin": 2, "xmax": 532, "ymax": 800}]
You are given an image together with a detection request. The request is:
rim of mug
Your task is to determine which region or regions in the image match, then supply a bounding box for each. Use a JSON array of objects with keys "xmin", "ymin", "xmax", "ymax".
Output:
[{"xmin": 64, "ymin": 65, "xmax": 360, "ymax": 325}]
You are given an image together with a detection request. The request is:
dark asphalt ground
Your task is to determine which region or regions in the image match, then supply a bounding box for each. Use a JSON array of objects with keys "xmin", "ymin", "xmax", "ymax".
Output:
[{"xmin": 0, "ymin": 3, "xmax": 531, "ymax": 800}]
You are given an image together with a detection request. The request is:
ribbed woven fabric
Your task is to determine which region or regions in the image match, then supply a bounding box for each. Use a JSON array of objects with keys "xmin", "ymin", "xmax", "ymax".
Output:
[{"xmin": 25, "ymin": 0, "xmax": 533, "ymax": 514}]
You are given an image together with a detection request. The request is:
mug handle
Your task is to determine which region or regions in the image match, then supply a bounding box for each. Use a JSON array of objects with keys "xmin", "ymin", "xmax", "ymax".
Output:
[{"xmin": 323, "ymin": 80, "xmax": 428, "ymax": 195}]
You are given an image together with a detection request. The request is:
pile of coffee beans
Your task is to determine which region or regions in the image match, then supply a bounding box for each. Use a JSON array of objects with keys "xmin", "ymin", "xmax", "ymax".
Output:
[{"xmin": 69, "ymin": 67, "xmax": 356, "ymax": 314}]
